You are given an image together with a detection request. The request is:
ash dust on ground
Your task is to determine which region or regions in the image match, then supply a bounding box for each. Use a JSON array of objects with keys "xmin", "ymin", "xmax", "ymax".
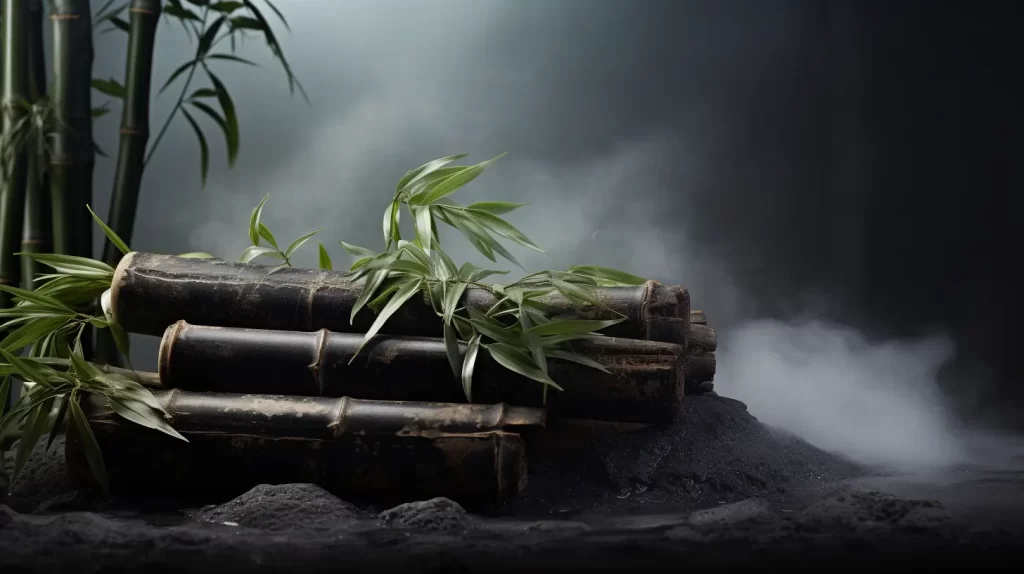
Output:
[{"xmin": 1, "ymin": 394, "xmax": 1022, "ymax": 572}]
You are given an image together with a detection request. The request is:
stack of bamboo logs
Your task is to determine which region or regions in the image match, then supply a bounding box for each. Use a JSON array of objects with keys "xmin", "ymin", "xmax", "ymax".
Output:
[{"xmin": 72, "ymin": 253, "xmax": 717, "ymax": 503}]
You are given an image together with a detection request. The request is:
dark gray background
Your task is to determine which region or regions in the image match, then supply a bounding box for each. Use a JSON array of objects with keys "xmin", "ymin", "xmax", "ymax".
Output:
[{"xmin": 83, "ymin": 0, "xmax": 1018, "ymax": 468}]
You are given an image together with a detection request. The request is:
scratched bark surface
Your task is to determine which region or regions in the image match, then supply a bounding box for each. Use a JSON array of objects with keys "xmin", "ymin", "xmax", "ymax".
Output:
[
  {"xmin": 158, "ymin": 321, "xmax": 686, "ymax": 423},
  {"xmin": 110, "ymin": 253, "xmax": 691, "ymax": 345},
  {"xmin": 71, "ymin": 393, "xmax": 530, "ymax": 503}
]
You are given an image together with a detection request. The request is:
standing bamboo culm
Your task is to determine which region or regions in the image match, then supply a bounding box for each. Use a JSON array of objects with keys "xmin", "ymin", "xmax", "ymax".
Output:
[
  {"xmin": 0, "ymin": 0, "xmax": 30, "ymax": 308},
  {"xmin": 47, "ymin": 0, "xmax": 92, "ymax": 259},
  {"xmin": 102, "ymin": 0, "xmax": 160, "ymax": 267},
  {"xmin": 95, "ymin": 0, "xmax": 160, "ymax": 366},
  {"xmin": 48, "ymin": 0, "xmax": 93, "ymax": 356},
  {"xmin": 20, "ymin": 0, "xmax": 51, "ymax": 290}
]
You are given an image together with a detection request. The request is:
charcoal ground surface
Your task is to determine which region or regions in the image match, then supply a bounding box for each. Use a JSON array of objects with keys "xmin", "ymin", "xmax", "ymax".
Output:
[{"xmin": 2, "ymin": 394, "xmax": 1022, "ymax": 571}]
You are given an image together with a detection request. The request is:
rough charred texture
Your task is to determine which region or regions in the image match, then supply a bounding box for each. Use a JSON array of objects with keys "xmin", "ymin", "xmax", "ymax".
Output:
[
  {"xmin": 690, "ymin": 310, "xmax": 707, "ymax": 325},
  {"xmin": 687, "ymin": 324, "xmax": 717, "ymax": 354},
  {"xmin": 71, "ymin": 393, "xmax": 529, "ymax": 503},
  {"xmin": 108, "ymin": 388, "xmax": 545, "ymax": 438},
  {"xmin": 158, "ymin": 321, "xmax": 686, "ymax": 424},
  {"xmin": 111, "ymin": 252, "xmax": 690, "ymax": 345},
  {"xmin": 685, "ymin": 352, "xmax": 716, "ymax": 385}
]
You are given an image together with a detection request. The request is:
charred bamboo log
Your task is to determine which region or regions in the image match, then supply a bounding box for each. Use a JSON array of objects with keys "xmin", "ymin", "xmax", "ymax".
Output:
[
  {"xmin": 69, "ymin": 391, "xmax": 532, "ymax": 502},
  {"xmin": 158, "ymin": 321, "xmax": 685, "ymax": 424},
  {"xmin": 110, "ymin": 252, "xmax": 690, "ymax": 345},
  {"xmin": 687, "ymin": 324, "xmax": 717, "ymax": 354},
  {"xmin": 684, "ymin": 351, "xmax": 716, "ymax": 385}
]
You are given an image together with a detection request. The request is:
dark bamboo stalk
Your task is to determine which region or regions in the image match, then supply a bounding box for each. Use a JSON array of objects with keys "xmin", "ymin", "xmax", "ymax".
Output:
[
  {"xmin": 102, "ymin": 0, "xmax": 159, "ymax": 267},
  {"xmin": 0, "ymin": 0, "xmax": 30, "ymax": 307},
  {"xmin": 47, "ymin": 0, "xmax": 92, "ymax": 259},
  {"xmin": 20, "ymin": 0, "xmax": 49, "ymax": 290},
  {"xmin": 158, "ymin": 321, "xmax": 686, "ymax": 423},
  {"xmin": 111, "ymin": 252, "xmax": 691, "ymax": 346},
  {"xmin": 71, "ymin": 391, "xmax": 531, "ymax": 502}
]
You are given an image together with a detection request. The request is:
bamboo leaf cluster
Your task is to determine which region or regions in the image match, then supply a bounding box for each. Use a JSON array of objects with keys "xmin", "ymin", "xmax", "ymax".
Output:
[
  {"xmin": 331, "ymin": 154, "xmax": 647, "ymax": 402},
  {"xmin": 0, "ymin": 208, "xmax": 183, "ymax": 494}
]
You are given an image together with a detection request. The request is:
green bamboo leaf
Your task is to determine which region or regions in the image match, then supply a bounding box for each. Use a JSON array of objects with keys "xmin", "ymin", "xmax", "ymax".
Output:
[
  {"xmin": 198, "ymin": 16, "xmax": 229, "ymax": 57},
  {"xmin": 414, "ymin": 206, "xmax": 432, "ymax": 253},
  {"xmin": 91, "ymin": 78, "xmax": 126, "ymax": 99},
  {"xmin": 252, "ymin": 224, "xmax": 277, "ymax": 250},
  {"xmin": 350, "ymin": 269, "xmax": 388, "ymax": 324},
  {"xmin": 109, "ymin": 397, "xmax": 188, "ymax": 442},
  {"xmin": 464, "ymin": 209, "xmax": 545, "ymax": 253},
  {"xmin": 262, "ymin": 0, "xmax": 291, "ymax": 31},
  {"xmin": 248, "ymin": 194, "xmax": 270, "ymax": 245},
  {"xmin": 359, "ymin": 257, "xmax": 430, "ymax": 277},
  {"xmin": 338, "ymin": 241, "xmax": 376, "ymax": 259},
  {"xmin": 405, "ymin": 167, "xmax": 468, "ymax": 202},
  {"xmin": 396, "ymin": 153, "xmax": 467, "ymax": 193},
  {"xmin": 443, "ymin": 281, "xmax": 468, "ymax": 325},
  {"xmin": 465, "ymin": 201, "xmax": 529, "ymax": 215},
  {"xmin": 466, "ymin": 308, "xmax": 522, "ymax": 347},
  {"xmin": 11, "ymin": 397, "xmax": 55, "ymax": 488},
  {"xmin": 188, "ymin": 87, "xmax": 218, "ymax": 100},
  {"xmin": 45, "ymin": 397, "xmax": 71, "ymax": 452},
  {"xmin": 0, "ymin": 284, "xmax": 70, "ymax": 312},
  {"xmin": 0, "ymin": 350, "xmax": 57, "ymax": 387},
  {"xmin": 228, "ymin": 15, "xmax": 261, "ymax": 30},
  {"xmin": 567, "ymin": 265, "xmax": 646, "ymax": 286},
  {"xmin": 180, "ymin": 108, "xmax": 210, "ymax": 186},
  {"xmin": 419, "ymin": 153, "xmax": 506, "ymax": 205},
  {"xmin": 551, "ymin": 278, "xmax": 613, "ymax": 312},
  {"xmin": 211, "ymin": 1, "xmax": 245, "ymax": 13},
  {"xmin": 164, "ymin": 3, "xmax": 203, "ymax": 22},
  {"xmin": 178, "ymin": 252, "xmax": 217, "ymax": 258},
  {"xmin": 0, "ymin": 376, "xmax": 9, "ymax": 418},
  {"xmin": 0, "ymin": 317, "xmax": 72, "ymax": 354},
  {"xmin": 318, "ymin": 243, "xmax": 332, "ymax": 270},
  {"xmin": 240, "ymin": 0, "xmax": 309, "ymax": 102},
  {"xmin": 544, "ymin": 349, "xmax": 610, "ymax": 373},
  {"xmin": 14, "ymin": 253, "xmax": 114, "ymax": 275},
  {"xmin": 486, "ymin": 343, "xmax": 563, "ymax": 390},
  {"xmin": 97, "ymin": 376, "xmax": 163, "ymax": 412},
  {"xmin": 384, "ymin": 202, "xmax": 403, "ymax": 247},
  {"xmin": 159, "ymin": 58, "xmax": 201, "ymax": 94},
  {"xmin": 66, "ymin": 394, "xmax": 110, "ymax": 495},
  {"xmin": 350, "ymin": 278, "xmax": 423, "ymax": 362},
  {"xmin": 204, "ymin": 70, "xmax": 241, "ymax": 166},
  {"xmin": 366, "ymin": 280, "xmax": 402, "ymax": 314},
  {"xmin": 107, "ymin": 319, "xmax": 131, "ymax": 361},
  {"xmin": 443, "ymin": 322, "xmax": 463, "ymax": 383},
  {"xmin": 461, "ymin": 333, "xmax": 481, "ymax": 402},
  {"xmin": 239, "ymin": 245, "xmax": 278, "ymax": 263},
  {"xmin": 106, "ymin": 16, "xmax": 130, "ymax": 33},
  {"xmin": 86, "ymin": 205, "xmax": 131, "ymax": 256},
  {"xmin": 284, "ymin": 229, "xmax": 322, "ymax": 258},
  {"xmin": 91, "ymin": 106, "xmax": 113, "ymax": 118},
  {"xmin": 206, "ymin": 53, "xmax": 258, "ymax": 66},
  {"xmin": 525, "ymin": 318, "xmax": 624, "ymax": 338},
  {"xmin": 445, "ymin": 210, "xmax": 495, "ymax": 262},
  {"xmin": 397, "ymin": 241, "xmax": 433, "ymax": 270}
]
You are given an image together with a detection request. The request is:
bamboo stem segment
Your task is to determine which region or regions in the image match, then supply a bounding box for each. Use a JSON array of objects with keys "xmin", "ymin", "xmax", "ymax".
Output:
[
  {"xmin": 71, "ymin": 391, "xmax": 532, "ymax": 502},
  {"xmin": 111, "ymin": 252, "xmax": 692, "ymax": 346},
  {"xmin": 158, "ymin": 321, "xmax": 685, "ymax": 424},
  {"xmin": 47, "ymin": 0, "xmax": 93, "ymax": 259},
  {"xmin": 0, "ymin": 0, "xmax": 30, "ymax": 306},
  {"xmin": 19, "ymin": 0, "xmax": 50, "ymax": 290},
  {"xmin": 102, "ymin": 0, "xmax": 160, "ymax": 266}
]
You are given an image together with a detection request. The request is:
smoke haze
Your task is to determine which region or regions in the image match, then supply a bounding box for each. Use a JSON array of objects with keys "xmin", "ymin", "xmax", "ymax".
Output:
[{"xmin": 84, "ymin": 0, "xmax": 1016, "ymax": 471}]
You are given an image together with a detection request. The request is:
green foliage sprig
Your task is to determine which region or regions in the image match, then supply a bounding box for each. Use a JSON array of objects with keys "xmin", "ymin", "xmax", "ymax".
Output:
[
  {"xmin": 0, "ymin": 208, "xmax": 185, "ymax": 495},
  {"xmin": 91, "ymin": 0, "xmax": 306, "ymax": 185},
  {"xmin": 330, "ymin": 154, "xmax": 648, "ymax": 402}
]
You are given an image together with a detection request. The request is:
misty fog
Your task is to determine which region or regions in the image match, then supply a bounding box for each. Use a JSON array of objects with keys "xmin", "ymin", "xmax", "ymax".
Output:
[{"xmin": 82, "ymin": 0, "xmax": 1012, "ymax": 471}]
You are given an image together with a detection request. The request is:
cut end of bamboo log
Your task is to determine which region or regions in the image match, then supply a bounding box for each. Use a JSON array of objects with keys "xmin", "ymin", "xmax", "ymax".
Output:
[
  {"xmin": 690, "ymin": 310, "xmax": 707, "ymax": 325},
  {"xmin": 109, "ymin": 250, "xmax": 136, "ymax": 328}
]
